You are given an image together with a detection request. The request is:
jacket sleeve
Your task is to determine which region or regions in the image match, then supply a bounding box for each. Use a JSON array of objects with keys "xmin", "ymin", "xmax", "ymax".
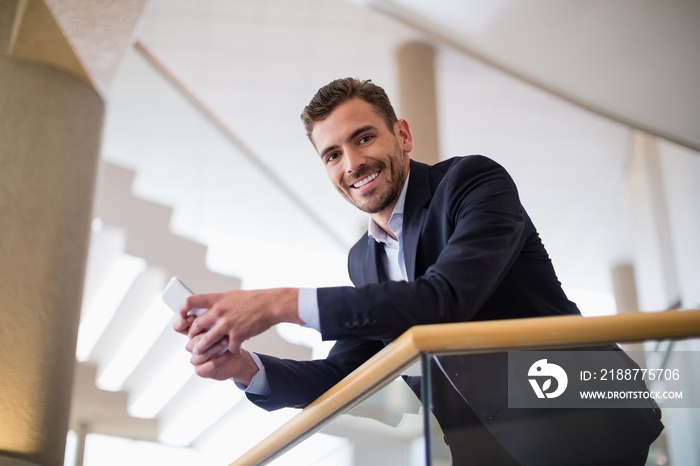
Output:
[
  {"xmin": 247, "ymin": 338, "xmax": 385, "ymax": 411},
  {"xmin": 317, "ymin": 156, "xmax": 530, "ymax": 341}
]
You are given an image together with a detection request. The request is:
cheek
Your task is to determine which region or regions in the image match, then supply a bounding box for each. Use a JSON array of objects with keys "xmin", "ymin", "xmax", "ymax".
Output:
[{"xmin": 327, "ymin": 166, "xmax": 344, "ymax": 188}]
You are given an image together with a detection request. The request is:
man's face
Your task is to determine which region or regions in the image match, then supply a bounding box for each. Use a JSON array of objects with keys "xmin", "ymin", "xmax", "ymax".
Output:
[{"xmin": 310, "ymin": 98, "xmax": 412, "ymax": 218}]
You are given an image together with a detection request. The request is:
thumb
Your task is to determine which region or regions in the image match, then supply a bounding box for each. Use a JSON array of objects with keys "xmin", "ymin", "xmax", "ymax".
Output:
[{"xmin": 228, "ymin": 338, "xmax": 243, "ymax": 355}]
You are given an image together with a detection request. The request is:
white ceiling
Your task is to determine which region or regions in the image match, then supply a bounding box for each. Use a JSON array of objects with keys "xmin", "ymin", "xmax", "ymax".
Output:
[{"xmin": 104, "ymin": 0, "xmax": 699, "ymax": 309}]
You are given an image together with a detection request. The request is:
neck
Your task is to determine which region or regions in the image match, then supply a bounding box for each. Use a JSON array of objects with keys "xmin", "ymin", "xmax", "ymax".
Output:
[
  {"xmin": 371, "ymin": 164, "xmax": 410, "ymax": 240},
  {"xmin": 370, "ymin": 201, "xmax": 399, "ymax": 240}
]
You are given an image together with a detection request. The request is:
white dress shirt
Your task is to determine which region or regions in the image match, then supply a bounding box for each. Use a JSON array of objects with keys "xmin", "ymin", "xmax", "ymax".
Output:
[{"xmin": 243, "ymin": 173, "xmax": 411, "ymax": 395}]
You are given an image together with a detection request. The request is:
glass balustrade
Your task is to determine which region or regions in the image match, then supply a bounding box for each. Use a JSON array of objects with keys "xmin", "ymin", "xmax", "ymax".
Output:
[
  {"xmin": 422, "ymin": 337, "xmax": 699, "ymax": 466},
  {"xmin": 230, "ymin": 311, "xmax": 700, "ymax": 466}
]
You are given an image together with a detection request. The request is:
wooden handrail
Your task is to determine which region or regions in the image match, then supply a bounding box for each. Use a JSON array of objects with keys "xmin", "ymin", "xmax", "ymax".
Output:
[{"xmin": 229, "ymin": 309, "xmax": 700, "ymax": 466}]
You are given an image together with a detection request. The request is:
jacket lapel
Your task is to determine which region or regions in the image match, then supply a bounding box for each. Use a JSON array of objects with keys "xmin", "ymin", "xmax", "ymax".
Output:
[
  {"xmin": 353, "ymin": 237, "xmax": 384, "ymax": 286},
  {"xmin": 403, "ymin": 160, "xmax": 432, "ymax": 281},
  {"xmin": 355, "ymin": 159, "xmax": 433, "ymax": 284}
]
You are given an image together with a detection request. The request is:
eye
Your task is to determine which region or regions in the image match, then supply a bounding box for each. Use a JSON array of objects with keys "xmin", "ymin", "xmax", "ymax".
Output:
[
  {"xmin": 325, "ymin": 152, "xmax": 339, "ymax": 164},
  {"xmin": 358, "ymin": 134, "xmax": 374, "ymax": 145}
]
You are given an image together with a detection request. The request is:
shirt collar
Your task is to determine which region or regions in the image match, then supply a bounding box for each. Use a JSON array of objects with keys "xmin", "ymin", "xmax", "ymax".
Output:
[{"xmin": 368, "ymin": 171, "xmax": 410, "ymax": 244}]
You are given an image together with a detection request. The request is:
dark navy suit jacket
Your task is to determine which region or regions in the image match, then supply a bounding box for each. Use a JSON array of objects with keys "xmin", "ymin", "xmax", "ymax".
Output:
[{"xmin": 250, "ymin": 156, "xmax": 662, "ymax": 464}]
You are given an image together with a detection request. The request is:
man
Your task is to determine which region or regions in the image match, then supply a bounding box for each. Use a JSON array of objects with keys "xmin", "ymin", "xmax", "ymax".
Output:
[{"xmin": 175, "ymin": 78, "xmax": 663, "ymax": 465}]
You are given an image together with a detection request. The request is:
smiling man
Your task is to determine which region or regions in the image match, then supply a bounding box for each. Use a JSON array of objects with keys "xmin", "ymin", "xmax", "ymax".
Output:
[
  {"xmin": 314, "ymin": 97, "xmax": 411, "ymax": 227},
  {"xmin": 174, "ymin": 78, "xmax": 663, "ymax": 465}
]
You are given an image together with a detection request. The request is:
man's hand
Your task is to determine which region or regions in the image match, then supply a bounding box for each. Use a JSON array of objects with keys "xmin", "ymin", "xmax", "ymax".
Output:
[
  {"xmin": 177, "ymin": 288, "xmax": 303, "ymax": 355},
  {"xmin": 185, "ymin": 334, "xmax": 260, "ymax": 386}
]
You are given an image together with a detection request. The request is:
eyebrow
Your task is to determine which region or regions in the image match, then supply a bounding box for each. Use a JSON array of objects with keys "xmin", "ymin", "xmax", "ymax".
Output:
[{"xmin": 319, "ymin": 124, "xmax": 376, "ymax": 159}]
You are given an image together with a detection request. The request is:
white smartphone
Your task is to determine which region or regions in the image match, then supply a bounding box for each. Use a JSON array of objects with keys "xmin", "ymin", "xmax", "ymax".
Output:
[
  {"xmin": 161, "ymin": 276, "xmax": 206, "ymax": 316},
  {"xmin": 162, "ymin": 276, "xmax": 227, "ymax": 354}
]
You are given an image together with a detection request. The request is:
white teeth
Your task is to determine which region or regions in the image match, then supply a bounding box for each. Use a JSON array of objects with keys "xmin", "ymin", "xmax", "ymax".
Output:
[{"xmin": 353, "ymin": 172, "xmax": 378, "ymax": 188}]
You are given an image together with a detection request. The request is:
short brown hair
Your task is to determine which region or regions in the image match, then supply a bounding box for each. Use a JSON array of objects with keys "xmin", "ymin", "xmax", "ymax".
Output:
[{"xmin": 301, "ymin": 78, "xmax": 398, "ymax": 140}]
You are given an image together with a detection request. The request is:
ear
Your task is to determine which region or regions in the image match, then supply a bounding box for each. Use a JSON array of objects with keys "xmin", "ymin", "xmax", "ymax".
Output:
[{"xmin": 395, "ymin": 119, "xmax": 413, "ymax": 153}]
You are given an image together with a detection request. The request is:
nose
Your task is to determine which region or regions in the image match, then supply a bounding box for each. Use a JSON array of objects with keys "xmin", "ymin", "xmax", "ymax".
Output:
[{"xmin": 343, "ymin": 147, "xmax": 367, "ymax": 174}]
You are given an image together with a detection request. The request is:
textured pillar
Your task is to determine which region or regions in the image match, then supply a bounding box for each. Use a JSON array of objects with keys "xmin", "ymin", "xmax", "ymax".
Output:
[
  {"xmin": 9, "ymin": 0, "xmax": 148, "ymax": 99},
  {"xmin": 0, "ymin": 45, "xmax": 103, "ymax": 466},
  {"xmin": 1, "ymin": 1, "xmax": 146, "ymax": 463},
  {"xmin": 396, "ymin": 41, "xmax": 440, "ymax": 165}
]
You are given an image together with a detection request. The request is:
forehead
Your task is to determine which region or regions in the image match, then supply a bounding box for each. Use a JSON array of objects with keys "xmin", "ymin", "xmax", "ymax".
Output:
[{"xmin": 310, "ymin": 98, "xmax": 387, "ymax": 148}]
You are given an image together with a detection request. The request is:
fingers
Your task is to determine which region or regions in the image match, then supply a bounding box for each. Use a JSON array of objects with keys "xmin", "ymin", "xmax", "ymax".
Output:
[
  {"xmin": 177, "ymin": 288, "xmax": 282, "ymax": 361},
  {"xmin": 184, "ymin": 294, "xmax": 240, "ymax": 351},
  {"xmin": 190, "ymin": 348, "xmax": 258, "ymax": 384},
  {"xmin": 190, "ymin": 346, "xmax": 245, "ymax": 381},
  {"xmin": 173, "ymin": 314, "xmax": 195, "ymax": 335},
  {"xmin": 199, "ymin": 337, "xmax": 229, "ymax": 361},
  {"xmin": 226, "ymin": 336, "xmax": 243, "ymax": 354},
  {"xmin": 185, "ymin": 333, "xmax": 227, "ymax": 357},
  {"xmin": 192, "ymin": 329, "xmax": 237, "ymax": 356},
  {"xmin": 192, "ymin": 353, "xmax": 228, "ymax": 379},
  {"xmin": 179, "ymin": 293, "xmax": 219, "ymax": 319},
  {"xmin": 187, "ymin": 311, "xmax": 217, "ymax": 339}
]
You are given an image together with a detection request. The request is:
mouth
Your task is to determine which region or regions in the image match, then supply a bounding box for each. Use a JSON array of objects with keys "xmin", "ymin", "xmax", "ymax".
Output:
[{"xmin": 351, "ymin": 171, "xmax": 380, "ymax": 189}]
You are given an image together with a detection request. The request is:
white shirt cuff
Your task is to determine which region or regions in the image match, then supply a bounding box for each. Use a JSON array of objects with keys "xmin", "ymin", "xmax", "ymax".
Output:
[
  {"xmin": 234, "ymin": 351, "xmax": 270, "ymax": 396},
  {"xmin": 298, "ymin": 287, "xmax": 321, "ymax": 332}
]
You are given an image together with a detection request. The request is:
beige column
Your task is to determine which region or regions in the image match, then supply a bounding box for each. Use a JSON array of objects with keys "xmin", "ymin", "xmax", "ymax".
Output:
[
  {"xmin": 0, "ymin": 48, "xmax": 103, "ymax": 466},
  {"xmin": 0, "ymin": 1, "xmax": 145, "ymax": 465},
  {"xmin": 611, "ymin": 263, "xmax": 640, "ymax": 315},
  {"xmin": 396, "ymin": 41, "xmax": 440, "ymax": 165},
  {"xmin": 611, "ymin": 263, "xmax": 646, "ymax": 354},
  {"xmin": 626, "ymin": 130, "xmax": 680, "ymax": 310}
]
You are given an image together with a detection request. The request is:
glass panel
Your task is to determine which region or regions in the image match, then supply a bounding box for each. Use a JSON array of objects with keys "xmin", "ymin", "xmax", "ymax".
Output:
[
  {"xmin": 423, "ymin": 338, "xmax": 700, "ymax": 466},
  {"xmin": 312, "ymin": 377, "xmax": 427, "ymax": 466}
]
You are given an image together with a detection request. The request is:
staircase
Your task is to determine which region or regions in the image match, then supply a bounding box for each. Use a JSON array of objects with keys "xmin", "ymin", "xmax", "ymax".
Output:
[{"xmin": 69, "ymin": 161, "xmax": 311, "ymax": 458}]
